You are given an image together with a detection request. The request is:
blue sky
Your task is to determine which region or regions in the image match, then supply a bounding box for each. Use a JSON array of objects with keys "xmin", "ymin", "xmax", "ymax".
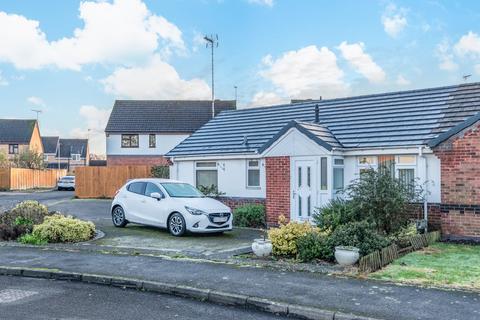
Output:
[{"xmin": 0, "ymin": 0, "xmax": 480, "ymax": 154}]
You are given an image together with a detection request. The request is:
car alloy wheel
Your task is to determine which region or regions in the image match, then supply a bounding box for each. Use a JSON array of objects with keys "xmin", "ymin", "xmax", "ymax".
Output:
[
  {"xmin": 112, "ymin": 206, "xmax": 127, "ymax": 227},
  {"xmin": 168, "ymin": 213, "xmax": 186, "ymax": 236}
]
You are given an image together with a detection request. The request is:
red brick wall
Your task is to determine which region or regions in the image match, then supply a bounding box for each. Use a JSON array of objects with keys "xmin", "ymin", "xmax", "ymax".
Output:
[
  {"xmin": 107, "ymin": 155, "xmax": 171, "ymax": 166},
  {"xmin": 265, "ymin": 156, "xmax": 290, "ymax": 226},
  {"xmin": 217, "ymin": 197, "xmax": 265, "ymax": 212},
  {"xmin": 433, "ymin": 121, "xmax": 480, "ymax": 239}
]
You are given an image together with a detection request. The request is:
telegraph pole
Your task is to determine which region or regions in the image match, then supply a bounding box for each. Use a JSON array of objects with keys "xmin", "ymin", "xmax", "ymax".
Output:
[
  {"xmin": 31, "ymin": 109, "xmax": 42, "ymax": 121},
  {"xmin": 234, "ymin": 85, "xmax": 238, "ymax": 103},
  {"xmin": 204, "ymin": 34, "xmax": 218, "ymax": 118}
]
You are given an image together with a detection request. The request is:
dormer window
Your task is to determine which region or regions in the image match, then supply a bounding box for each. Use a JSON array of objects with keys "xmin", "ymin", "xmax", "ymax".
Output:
[{"xmin": 71, "ymin": 154, "xmax": 80, "ymax": 161}]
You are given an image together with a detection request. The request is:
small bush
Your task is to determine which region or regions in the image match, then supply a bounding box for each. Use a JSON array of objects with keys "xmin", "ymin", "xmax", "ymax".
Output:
[
  {"xmin": 326, "ymin": 221, "xmax": 391, "ymax": 260},
  {"xmin": 388, "ymin": 222, "xmax": 418, "ymax": 247},
  {"xmin": 151, "ymin": 166, "xmax": 169, "ymax": 178},
  {"xmin": 32, "ymin": 214, "xmax": 95, "ymax": 243},
  {"xmin": 0, "ymin": 223, "xmax": 31, "ymax": 241},
  {"xmin": 197, "ymin": 184, "xmax": 225, "ymax": 197},
  {"xmin": 268, "ymin": 217, "xmax": 318, "ymax": 257},
  {"xmin": 313, "ymin": 198, "xmax": 359, "ymax": 233},
  {"xmin": 296, "ymin": 232, "xmax": 330, "ymax": 262},
  {"xmin": 18, "ymin": 233, "xmax": 47, "ymax": 245},
  {"xmin": 233, "ymin": 204, "xmax": 266, "ymax": 228}
]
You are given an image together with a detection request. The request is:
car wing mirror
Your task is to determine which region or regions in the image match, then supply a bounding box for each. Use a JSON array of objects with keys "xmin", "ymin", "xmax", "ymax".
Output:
[{"xmin": 150, "ymin": 192, "xmax": 162, "ymax": 200}]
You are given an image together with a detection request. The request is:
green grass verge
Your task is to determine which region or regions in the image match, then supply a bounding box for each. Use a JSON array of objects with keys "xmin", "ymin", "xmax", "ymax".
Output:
[{"xmin": 369, "ymin": 242, "xmax": 480, "ymax": 291}]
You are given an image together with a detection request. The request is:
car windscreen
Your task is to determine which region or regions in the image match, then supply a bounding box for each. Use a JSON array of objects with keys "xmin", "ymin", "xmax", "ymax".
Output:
[
  {"xmin": 61, "ymin": 177, "xmax": 75, "ymax": 181},
  {"xmin": 160, "ymin": 183, "xmax": 204, "ymax": 198}
]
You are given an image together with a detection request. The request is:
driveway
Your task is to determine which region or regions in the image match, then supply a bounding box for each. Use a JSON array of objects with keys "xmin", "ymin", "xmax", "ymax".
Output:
[{"xmin": 1, "ymin": 191, "xmax": 262, "ymax": 259}]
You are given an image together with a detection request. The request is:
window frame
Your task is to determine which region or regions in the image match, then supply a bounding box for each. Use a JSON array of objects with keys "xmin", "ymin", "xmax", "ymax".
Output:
[
  {"xmin": 195, "ymin": 161, "xmax": 218, "ymax": 189},
  {"xmin": 332, "ymin": 157, "xmax": 344, "ymax": 194},
  {"xmin": 71, "ymin": 154, "xmax": 81, "ymax": 161},
  {"xmin": 121, "ymin": 134, "xmax": 139, "ymax": 148},
  {"xmin": 320, "ymin": 157, "xmax": 328, "ymax": 191},
  {"xmin": 149, "ymin": 134, "xmax": 156, "ymax": 148},
  {"xmin": 8, "ymin": 144, "xmax": 18, "ymax": 154},
  {"xmin": 246, "ymin": 159, "xmax": 261, "ymax": 188}
]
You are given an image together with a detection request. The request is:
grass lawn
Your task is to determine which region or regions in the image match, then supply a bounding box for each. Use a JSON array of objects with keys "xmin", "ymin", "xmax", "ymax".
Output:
[{"xmin": 369, "ymin": 242, "xmax": 480, "ymax": 291}]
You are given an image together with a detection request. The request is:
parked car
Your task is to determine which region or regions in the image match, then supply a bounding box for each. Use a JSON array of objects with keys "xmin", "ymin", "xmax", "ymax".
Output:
[
  {"xmin": 110, "ymin": 178, "xmax": 232, "ymax": 236},
  {"xmin": 57, "ymin": 175, "xmax": 75, "ymax": 191}
]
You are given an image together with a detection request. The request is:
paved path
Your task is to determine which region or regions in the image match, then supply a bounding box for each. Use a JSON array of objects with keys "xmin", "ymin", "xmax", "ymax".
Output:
[
  {"xmin": 0, "ymin": 275, "xmax": 283, "ymax": 320},
  {"xmin": 0, "ymin": 246, "xmax": 478, "ymax": 320}
]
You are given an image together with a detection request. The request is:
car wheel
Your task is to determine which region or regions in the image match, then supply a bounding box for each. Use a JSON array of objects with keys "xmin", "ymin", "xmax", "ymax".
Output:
[
  {"xmin": 112, "ymin": 206, "xmax": 127, "ymax": 228},
  {"xmin": 168, "ymin": 212, "xmax": 186, "ymax": 236},
  {"xmin": 58, "ymin": 187, "xmax": 63, "ymax": 191}
]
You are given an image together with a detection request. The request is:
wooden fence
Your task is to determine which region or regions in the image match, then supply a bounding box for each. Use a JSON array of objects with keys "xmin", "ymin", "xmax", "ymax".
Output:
[
  {"xmin": 0, "ymin": 168, "xmax": 67, "ymax": 190},
  {"xmin": 359, "ymin": 231, "xmax": 441, "ymax": 273},
  {"xmin": 75, "ymin": 166, "xmax": 154, "ymax": 199}
]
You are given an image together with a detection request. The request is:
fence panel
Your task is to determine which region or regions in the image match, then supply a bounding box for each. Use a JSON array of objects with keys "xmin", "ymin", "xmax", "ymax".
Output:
[
  {"xmin": 0, "ymin": 168, "xmax": 66, "ymax": 190},
  {"xmin": 75, "ymin": 166, "xmax": 154, "ymax": 199}
]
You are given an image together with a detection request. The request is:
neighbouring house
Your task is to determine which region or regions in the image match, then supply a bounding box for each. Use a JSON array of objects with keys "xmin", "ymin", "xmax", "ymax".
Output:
[
  {"xmin": 104, "ymin": 100, "xmax": 236, "ymax": 166},
  {"xmin": 42, "ymin": 137, "xmax": 89, "ymax": 172},
  {"xmin": 167, "ymin": 83, "xmax": 480, "ymax": 241},
  {"xmin": 0, "ymin": 119, "xmax": 43, "ymax": 159}
]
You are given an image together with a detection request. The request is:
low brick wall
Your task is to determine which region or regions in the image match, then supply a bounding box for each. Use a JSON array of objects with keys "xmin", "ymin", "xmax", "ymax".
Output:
[
  {"xmin": 217, "ymin": 196, "xmax": 265, "ymax": 211},
  {"xmin": 107, "ymin": 155, "xmax": 171, "ymax": 166}
]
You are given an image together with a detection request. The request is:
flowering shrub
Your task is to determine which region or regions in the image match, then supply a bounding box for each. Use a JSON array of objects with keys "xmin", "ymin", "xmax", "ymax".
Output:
[
  {"xmin": 268, "ymin": 215, "xmax": 318, "ymax": 256},
  {"xmin": 32, "ymin": 214, "xmax": 95, "ymax": 243}
]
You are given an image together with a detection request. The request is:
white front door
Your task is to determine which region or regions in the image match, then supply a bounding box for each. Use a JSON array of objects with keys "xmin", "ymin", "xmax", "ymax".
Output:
[{"xmin": 292, "ymin": 159, "xmax": 317, "ymax": 221}]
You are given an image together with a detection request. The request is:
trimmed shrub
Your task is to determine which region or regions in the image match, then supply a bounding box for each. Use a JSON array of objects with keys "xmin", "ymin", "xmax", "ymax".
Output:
[
  {"xmin": 197, "ymin": 184, "xmax": 225, "ymax": 197},
  {"xmin": 0, "ymin": 200, "xmax": 48, "ymax": 226},
  {"xmin": 0, "ymin": 201, "xmax": 49, "ymax": 240},
  {"xmin": 32, "ymin": 214, "xmax": 95, "ymax": 243},
  {"xmin": 313, "ymin": 198, "xmax": 359, "ymax": 233},
  {"xmin": 325, "ymin": 221, "xmax": 391, "ymax": 260},
  {"xmin": 296, "ymin": 232, "xmax": 330, "ymax": 262},
  {"xmin": 233, "ymin": 204, "xmax": 266, "ymax": 228},
  {"xmin": 268, "ymin": 217, "xmax": 318, "ymax": 257}
]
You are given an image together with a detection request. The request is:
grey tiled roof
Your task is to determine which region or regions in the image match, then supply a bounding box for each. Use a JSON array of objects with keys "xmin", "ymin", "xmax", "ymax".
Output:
[
  {"xmin": 41, "ymin": 136, "xmax": 59, "ymax": 154},
  {"xmin": 105, "ymin": 100, "xmax": 236, "ymax": 133},
  {"xmin": 167, "ymin": 83, "xmax": 480, "ymax": 157},
  {"xmin": 57, "ymin": 139, "xmax": 88, "ymax": 158},
  {"xmin": 0, "ymin": 119, "xmax": 36, "ymax": 144}
]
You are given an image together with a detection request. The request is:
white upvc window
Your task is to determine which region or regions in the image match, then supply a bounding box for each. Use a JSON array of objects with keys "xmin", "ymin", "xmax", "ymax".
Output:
[
  {"xmin": 43, "ymin": 154, "xmax": 49, "ymax": 162},
  {"xmin": 195, "ymin": 162, "xmax": 218, "ymax": 189},
  {"xmin": 246, "ymin": 160, "xmax": 260, "ymax": 188},
  {"xmin": 71, "ymin": 154, "xmax": 80, "ymax": 161},
  {"xmin": 395, "ymin": 155, "xmax": 416, "ymax": 194},
  {"xmin": 333, "ymin": 157, "xmax": 344, "ymax": 195}
]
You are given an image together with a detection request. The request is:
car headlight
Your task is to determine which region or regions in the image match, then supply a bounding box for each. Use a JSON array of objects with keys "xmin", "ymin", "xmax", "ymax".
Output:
[{"xmin": 185, "ymin": 206, "xmax": 206, "ymax": 215}]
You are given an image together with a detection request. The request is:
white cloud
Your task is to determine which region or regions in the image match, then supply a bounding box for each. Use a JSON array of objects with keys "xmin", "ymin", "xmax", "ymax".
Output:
[
  {"xmin": 381, "ymin": 4, "xmax": 407, "ymax": 38},
  {"xmin": 454, "ymin": 31, "xmax": 480, "ymax": 58},
  {"xmin": 396, "ymin": 74, "xmax": 410, "ymax": 86},
  {"xmin": 337, "ymin": 42, "xmax": 386, "ymax": 83},
  {"xmin": 259, "ymin": 45, "xmax": 348, "ymax": 100},
  {"xmin": 27, "ymin": 96, "xmax": 45, "ymax": 107},
  {"xmin": 0, "ymin": 0, "xmax": 185, "ymax": 70},
  {"xmin": 250, "ymin": 91, "xmax": 287, "ymax": 107},
  {"xmin": 102, "ymin": 54, "xmax": 210, "ymax": 99},
  {"xmin": 248, "ymin": 0, "xmax": 274, "ymax": 7},
  {"xmin": 435, "ymin": 39, "xmax": 458, "ymax": 71},
  {"xmin": 70, "ymin": 105, "xmax": 112, "ymax": 155}
]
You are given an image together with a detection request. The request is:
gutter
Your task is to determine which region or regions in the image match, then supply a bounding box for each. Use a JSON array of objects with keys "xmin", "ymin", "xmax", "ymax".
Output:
[{"xmin": 418, "ymin": 146, "xmax": 429, "ymax": 232}]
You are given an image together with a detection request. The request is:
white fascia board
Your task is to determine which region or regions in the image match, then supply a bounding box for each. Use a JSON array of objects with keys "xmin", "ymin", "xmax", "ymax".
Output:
[
  {"xmin": 340, "ymin": 145, "xmax": 433, "ymax": 156},
  {"xmin": 170, "ymin": 153, "xmax": 260, "ymax": 162}
]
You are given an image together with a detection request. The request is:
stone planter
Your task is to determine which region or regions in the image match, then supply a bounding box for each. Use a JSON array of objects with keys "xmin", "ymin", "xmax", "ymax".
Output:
[
  {"xmin": 335, "ymin": 246, "xmax": 360, "ymax": 266},
  {"xmin": 252, "ymin": 238, "xmax": 272, "ymax": 257}
]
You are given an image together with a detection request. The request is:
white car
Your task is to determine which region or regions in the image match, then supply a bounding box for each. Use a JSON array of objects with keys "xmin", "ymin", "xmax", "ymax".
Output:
[
  {"xmin": 110, "ymin": 178, "xmax": 233, "ymax": 236},
  {"xmin": 58, "ymin": 175, "xmax": 75, "ymax": 191}
]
